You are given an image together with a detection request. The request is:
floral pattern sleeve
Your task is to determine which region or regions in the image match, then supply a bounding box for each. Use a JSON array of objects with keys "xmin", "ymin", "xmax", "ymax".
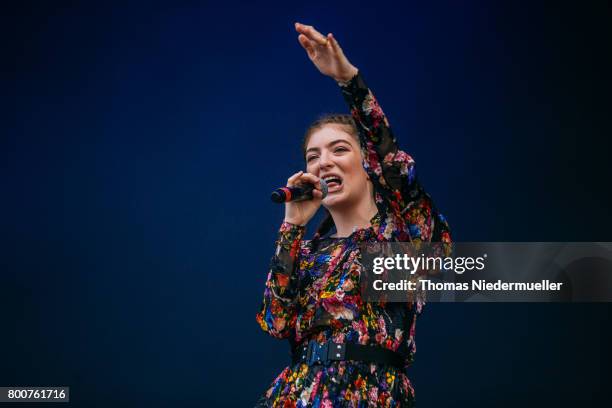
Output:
[
  {"xmin": 338, "ymin": 71, "xmax": 417, "ymax": 209},
  {"xmin": 338, "ymin": 71, "xmax": 452, "ymax": 252},
  {"xmin": 255, "ymin": 222, "xmax": 305, "ymax": 339}
]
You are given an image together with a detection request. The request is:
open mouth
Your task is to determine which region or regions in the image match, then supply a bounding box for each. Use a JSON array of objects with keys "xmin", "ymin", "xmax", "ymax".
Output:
[{"xmin": 322, "ymin": 175, "xmax": 343, "ymax": 191}]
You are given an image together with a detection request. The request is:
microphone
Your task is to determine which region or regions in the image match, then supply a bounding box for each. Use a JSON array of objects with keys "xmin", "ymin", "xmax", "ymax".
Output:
[{"xmin": 270, "ymin": 179, "xmax": 328, "ymax": 203}]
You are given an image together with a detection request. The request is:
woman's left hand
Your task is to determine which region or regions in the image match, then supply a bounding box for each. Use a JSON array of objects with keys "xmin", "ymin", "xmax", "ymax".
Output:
[{"xmin": 294, "ymin": 22, "xmax": 358, "ymax": 83}]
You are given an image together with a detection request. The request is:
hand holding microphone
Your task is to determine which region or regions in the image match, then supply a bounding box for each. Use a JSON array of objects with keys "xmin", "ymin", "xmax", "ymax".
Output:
[
  {"xmin": 271, "ymin": 176, "xmax": 328, "ymax": 203},
  {"xmin": 273, "ymin": 171, "xmax": 327, "ymax": 226}
]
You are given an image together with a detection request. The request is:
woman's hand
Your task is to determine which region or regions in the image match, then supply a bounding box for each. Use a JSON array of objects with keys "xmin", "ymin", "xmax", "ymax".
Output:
[
  {"xmin": 294, "ymin": 22, "xmax": 358, "ymax": 83},
  {"xmin": 283, "ymin": 171, "xmax": 324, "ymax": 226}
]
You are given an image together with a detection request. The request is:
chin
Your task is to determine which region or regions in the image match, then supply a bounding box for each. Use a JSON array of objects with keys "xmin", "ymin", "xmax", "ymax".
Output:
[{"xmin": 323, "ymin": 192, "xmax": 351, "ymax": 210}]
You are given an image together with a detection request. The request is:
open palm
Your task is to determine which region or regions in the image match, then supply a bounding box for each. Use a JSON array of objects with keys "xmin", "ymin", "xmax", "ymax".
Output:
[{"xmin": 295, "ymin": 22, "xmax": 358, "ymax": 83}]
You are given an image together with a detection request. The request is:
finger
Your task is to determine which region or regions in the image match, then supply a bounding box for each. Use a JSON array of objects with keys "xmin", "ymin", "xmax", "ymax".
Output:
[
  {"xmin": 287, "ymin": 171, "xmax": 304, "ymax": 187},
  {"xmin": 298, "ymin": 34, "xmax": 316, "ymax": 54},
  {"xmin": 295, "ymin": 22, "xmax": 327, "ymax": 46},
  {"xmin": 300, "ymin": 172, "xmax": 320, "ymax": 184},
  {"xmin": 300, "ymin": 173, "xmax": 322, "ymax": 189},
  {"xmin": 312, "ymin": 189, "xmax": 323, "ymax": 199},
  {"xmin": 328, "ymin": 33, "xmax": 341, "ymax": 53}
]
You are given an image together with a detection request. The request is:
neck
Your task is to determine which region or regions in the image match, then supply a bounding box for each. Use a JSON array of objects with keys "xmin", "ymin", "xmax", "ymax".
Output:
[{"xmin": 329, "ymin": 197, "xmax": 378, "ymax": 238}]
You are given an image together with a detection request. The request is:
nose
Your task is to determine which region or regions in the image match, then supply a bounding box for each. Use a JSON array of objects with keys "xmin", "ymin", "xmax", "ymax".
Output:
[{"xmin": 318, "ymin": 150, "xmax": 334, "ymax": 170}]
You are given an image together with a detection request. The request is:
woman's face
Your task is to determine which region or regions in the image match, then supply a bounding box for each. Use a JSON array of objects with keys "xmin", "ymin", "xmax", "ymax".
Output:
[{"xmin": 305, "ymin": 125, "xmax": 372, "ymax": 210}]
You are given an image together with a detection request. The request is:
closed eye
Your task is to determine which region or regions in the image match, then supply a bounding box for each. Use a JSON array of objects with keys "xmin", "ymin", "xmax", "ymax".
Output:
[{"xmin": 306, "ymin": 155, "xmax": 318, "ymax": 162}]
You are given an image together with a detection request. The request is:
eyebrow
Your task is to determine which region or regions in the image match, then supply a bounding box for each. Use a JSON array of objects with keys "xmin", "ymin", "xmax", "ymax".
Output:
[{"xmin": 305, "ymin": 139, "xmax": 353, "ymax": 155}]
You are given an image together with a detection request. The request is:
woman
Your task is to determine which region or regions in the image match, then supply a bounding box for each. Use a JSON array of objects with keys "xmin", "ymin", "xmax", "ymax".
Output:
[{"xmin": 255, "ymin": 22, "xmax": 452, "ymax": 407}]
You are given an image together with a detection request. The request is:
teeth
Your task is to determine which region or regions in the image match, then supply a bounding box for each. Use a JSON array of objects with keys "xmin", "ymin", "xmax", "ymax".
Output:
[{"xmin": 323, "ymin": 176, "xmax": 341, "ymax": 183}]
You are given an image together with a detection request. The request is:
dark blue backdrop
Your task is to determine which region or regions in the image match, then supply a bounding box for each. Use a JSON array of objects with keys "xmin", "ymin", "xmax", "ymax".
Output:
[{"xmin": 3, "ymin": 1, "xmax": 611, "ymax": 407}]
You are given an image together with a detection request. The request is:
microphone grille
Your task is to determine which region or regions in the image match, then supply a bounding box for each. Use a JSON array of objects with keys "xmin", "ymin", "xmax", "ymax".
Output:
[{"xmin": 320, "ymin": 178, "xmax": 329, "ymax": 199}]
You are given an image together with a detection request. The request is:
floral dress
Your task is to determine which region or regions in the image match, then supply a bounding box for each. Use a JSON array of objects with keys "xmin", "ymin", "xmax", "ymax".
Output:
[{"xmin": 255, "ymin": 71, "xmax": 453, "ymax": 407}]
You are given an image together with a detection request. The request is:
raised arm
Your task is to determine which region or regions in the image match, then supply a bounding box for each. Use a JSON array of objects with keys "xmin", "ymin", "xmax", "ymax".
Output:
[
  {"xmin": 337, "ymin": 71, "xmax": 417, "ymax": 204},
  {"xmin": 294, "ymin": 22, "xmax": 417, "ymax": 209},
  {"xmin": 294, "ymin": 22, "xmax": 452, "ymax": 248}
]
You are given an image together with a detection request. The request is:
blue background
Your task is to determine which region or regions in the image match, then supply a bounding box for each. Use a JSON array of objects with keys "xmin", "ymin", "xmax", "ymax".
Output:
[{"xmin": 3, "ymin": 1, "xmax": 611, "ymax": 406}]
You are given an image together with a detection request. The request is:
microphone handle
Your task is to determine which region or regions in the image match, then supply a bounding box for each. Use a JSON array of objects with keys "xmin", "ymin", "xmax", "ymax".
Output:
[
  {"xmin": 271, "ymin": 184, "xmax": 314, "ymax": 203},
  {"xmin": 270, "ymin": 179, "xmax": 328, "ymax": 204}
]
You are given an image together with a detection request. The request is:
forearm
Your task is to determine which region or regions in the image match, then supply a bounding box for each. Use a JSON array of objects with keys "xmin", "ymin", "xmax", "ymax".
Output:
[
  {"xmin": 338, "ymin": 71, "xmax": 419, "ymax": 201},
  {"xmin": 338, "ymin": 70, "xmax": 399, "ymax": 151},
  {"xmin": 255, "ymin": 222, "xmax": 305, "ymax": 338}
]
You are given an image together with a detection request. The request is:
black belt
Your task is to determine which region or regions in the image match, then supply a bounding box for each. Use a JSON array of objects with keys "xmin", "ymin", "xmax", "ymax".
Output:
[{"xmin": 292, "ymin": 339, "xmax": 405, "ymax": 369}]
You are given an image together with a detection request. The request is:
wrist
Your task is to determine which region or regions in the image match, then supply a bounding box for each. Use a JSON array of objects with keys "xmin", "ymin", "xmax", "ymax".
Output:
[{"xmin": 334, "ymin": 66, "xmax": 359, "ymax": 84}]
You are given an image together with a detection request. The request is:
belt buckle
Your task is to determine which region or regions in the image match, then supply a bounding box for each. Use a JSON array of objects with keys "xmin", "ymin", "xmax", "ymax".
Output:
[{"xmin": 306, "ymin": 340, "xmax": 329, "ymax": 366}]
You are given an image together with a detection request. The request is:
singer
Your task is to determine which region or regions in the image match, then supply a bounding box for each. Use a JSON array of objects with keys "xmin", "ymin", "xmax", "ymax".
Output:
[{"xmin": 255, "ymin": 22, "xmax": 453, "ymax": 407}]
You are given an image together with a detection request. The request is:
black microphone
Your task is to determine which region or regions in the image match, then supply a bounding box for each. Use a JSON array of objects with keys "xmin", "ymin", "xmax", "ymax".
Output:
[{"xmin": 270, "ymin": 179, "xmax": 328, "ymax": 203}]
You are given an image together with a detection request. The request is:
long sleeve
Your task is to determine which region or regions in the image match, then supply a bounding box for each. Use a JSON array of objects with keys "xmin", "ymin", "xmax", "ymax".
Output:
[
  {"xmin": 337, "ymin": 71, "xmax": 418, "ymax": 211},
  {"xmin": 339, "ymin": 72, "xmax": 452, "ymax": 247},
  {"xmin": 255, "ymin": 221, "xmax": 305, "ymax": 339}
]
